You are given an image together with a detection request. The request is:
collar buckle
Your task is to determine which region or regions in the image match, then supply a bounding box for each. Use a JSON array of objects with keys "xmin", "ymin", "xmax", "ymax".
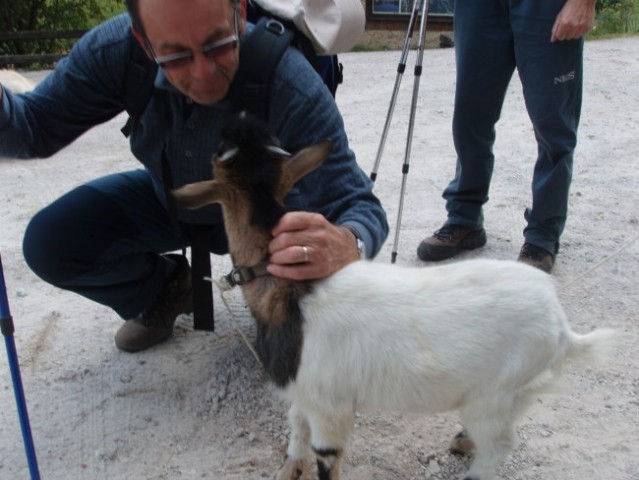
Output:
[{"xmin": 222, "ymin": 263, "xmax": 269, "ymax": 288}]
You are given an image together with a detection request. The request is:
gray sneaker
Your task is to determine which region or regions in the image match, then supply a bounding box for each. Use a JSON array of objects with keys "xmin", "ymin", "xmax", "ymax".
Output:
[
  {"xmin": 115, "ymin": 254, "xmax": 193, "ymax": 352},
  {"xmin": 417, "ymin": 225, "xmax": 487, "ymax": 261},
  {"xmin": 517, "ymin": 243, "xmax": 554, "ymax": 273}
]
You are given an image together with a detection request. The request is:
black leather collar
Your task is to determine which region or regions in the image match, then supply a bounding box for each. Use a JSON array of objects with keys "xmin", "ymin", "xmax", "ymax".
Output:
[{"xmin": 223, "ymin": 262, "xmax": 270, "ymax": 288}]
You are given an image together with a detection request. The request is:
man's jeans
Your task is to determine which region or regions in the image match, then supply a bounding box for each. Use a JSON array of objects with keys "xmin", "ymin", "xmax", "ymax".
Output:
[{"xmin": 443, "ymin": 0, "xmax": 584, "ymax": 255}]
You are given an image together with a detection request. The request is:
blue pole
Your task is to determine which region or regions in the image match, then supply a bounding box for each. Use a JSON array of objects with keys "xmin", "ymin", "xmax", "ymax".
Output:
[{"xmin": 0, "ymin": 253, "xmax": 41, "ymax": 480}]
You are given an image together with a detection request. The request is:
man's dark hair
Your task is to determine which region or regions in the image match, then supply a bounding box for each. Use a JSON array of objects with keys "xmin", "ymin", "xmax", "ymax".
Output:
[
  {"xmin": 125, "ymin": 0, "xmax": 143, "ymax": 33},
  {"xmin": 125, "ymin": 0, "xmax": 240, "ymax": 35}
]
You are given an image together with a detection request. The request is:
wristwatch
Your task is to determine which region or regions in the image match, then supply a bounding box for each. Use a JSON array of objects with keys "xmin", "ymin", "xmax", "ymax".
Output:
[{"xmin": 344, "ymin": 225, "xmax": 365, "ymax": 259}]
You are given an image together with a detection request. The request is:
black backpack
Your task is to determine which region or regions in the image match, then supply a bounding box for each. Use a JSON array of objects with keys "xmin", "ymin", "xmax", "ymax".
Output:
[{"xmin": 245, "ymin": 2, "xmax": 343, "ymax": 98}]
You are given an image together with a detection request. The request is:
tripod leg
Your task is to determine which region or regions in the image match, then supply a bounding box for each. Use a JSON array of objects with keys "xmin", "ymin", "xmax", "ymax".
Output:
[
  {"xmin": 370, "ymin": 0, "xmax": 422, "ymax": 182},
  {"xmin": 391, "ymin": 0, "xmax": 429, "ymax": 263}
]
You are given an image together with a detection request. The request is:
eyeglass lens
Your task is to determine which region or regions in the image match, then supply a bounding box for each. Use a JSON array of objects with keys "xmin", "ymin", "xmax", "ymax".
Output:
[{"xmin": 153, "ymin": 11, "xmax": 239, "ymax": 70}]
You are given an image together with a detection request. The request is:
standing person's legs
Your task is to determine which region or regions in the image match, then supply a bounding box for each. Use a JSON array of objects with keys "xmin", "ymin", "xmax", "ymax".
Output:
[
  {"xmin": 417, "ymin": 0, "xmax": 516, "ymax": 261},
  {"xmin": 511, "ymin": 1, "xmax": 583, "ymax": 258},
  {"xmin": 22, "ymin": 170, "xmax": 228, "ymax": 350},
  {"xmin": 445, "ymin": 0, "xmax": 517, "ymax": 228}
]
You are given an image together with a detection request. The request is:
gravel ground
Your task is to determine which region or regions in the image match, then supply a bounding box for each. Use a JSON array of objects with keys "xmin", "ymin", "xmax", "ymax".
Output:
[{"xmin": 1, "ymin": 36, "xmax": 638, "ymax": 479}]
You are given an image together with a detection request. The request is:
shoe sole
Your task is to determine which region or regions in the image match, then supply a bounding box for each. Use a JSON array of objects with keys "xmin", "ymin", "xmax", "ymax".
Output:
[
  {"xmin": 417, "ymin": 229, "xmax": 487, "ymax": 262},
  {"xmin": 115, "ymin": 328, "xmax": 173, "ymax": 353},
  {"xmin": 517, "ymin": 255, "xmax": 554, "ymax": 274}
]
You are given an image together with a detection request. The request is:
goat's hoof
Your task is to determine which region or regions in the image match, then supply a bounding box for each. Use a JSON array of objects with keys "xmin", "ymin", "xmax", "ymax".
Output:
[
  {"xmin": 450, "ymin": 429, "xmax": 475, "ymax": 456},
  {"xmin": 275, "ymin": 455, "xmax": 307, "ymax": 480}
]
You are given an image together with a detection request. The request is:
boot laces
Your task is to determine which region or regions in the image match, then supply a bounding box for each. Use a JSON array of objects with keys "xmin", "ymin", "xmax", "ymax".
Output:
[
  {"xmin": 433, "ymin": 226, "xmax": 456, "ymax": 241},
  {"xmin": 520, "ymin": 243, "xmax": 548, "ymax": 260}
]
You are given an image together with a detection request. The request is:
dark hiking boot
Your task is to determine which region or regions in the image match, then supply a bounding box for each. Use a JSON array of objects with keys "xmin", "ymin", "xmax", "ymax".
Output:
[
  {"xmin": 517, "ymin": 243, "xmax": 555, "ymax": 273},
  {"xmin": 115, "ymin": 254, "xmax": 193, "ymax": 352},
  {"xmin": 417, "ymin": 225, "xmax": 487, "ymax": 261}
]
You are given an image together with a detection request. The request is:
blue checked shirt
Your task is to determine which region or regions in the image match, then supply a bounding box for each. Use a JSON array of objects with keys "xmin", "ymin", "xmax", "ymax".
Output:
[{"xmin": 0, "ymin": 14, "xmax": 387, "ymax": 257}]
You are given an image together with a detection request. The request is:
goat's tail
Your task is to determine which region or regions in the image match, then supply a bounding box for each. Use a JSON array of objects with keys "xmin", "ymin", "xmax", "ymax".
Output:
[
  {"xmin": 536, "ymin": 327, "xmax": 618, "ymax": 395},
  {"xmin": 565, "ymin": 328, "xmax": 618, "ymax": 366}
]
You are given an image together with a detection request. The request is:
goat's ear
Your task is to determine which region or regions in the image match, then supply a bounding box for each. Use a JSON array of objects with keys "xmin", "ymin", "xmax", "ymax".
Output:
[
  {"xmin": 282, "ymin": 139, "xmax": 333, "ymax": 187},
  {"xmin": 172, "ymin": 180, "xmax": 224, "ymax": 209}
]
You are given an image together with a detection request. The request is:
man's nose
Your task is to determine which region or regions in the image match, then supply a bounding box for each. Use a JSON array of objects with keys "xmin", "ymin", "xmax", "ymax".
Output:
[{"xmin": 190, "ymin": 52, "xmax": 217, "ymax": 78}]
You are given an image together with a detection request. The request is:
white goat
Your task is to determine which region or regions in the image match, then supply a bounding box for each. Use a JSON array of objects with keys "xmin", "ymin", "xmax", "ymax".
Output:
[
  {"xmin": 0, "ymin": 69, "xmax": 35, "ymax": 94},
  {"xmin": 173, "ymin": 112, "xmax": 616, "ymax": 480}
]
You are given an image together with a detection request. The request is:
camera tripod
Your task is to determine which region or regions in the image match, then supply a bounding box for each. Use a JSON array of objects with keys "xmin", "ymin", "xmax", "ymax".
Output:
[{"xmin": 370, "ymin": 0, "xmax": 430, "ymax": 263}]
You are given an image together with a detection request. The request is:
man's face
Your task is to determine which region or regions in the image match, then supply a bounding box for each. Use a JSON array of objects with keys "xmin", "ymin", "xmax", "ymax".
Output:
[{"xmin": 137, "ymin": 0, "xmax": 245, "ymax": 106}]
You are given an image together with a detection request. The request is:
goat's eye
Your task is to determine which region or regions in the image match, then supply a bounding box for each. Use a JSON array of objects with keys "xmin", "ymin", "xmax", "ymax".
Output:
[{"xmin": 219, "ymin": 147, "xmax": 239, "ymax": 163}]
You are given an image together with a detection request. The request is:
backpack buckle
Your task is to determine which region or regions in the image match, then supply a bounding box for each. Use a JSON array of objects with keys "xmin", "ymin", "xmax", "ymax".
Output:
[{"xmin": 265, "ymin": 19, "xmax": 286, "ymax": 36}]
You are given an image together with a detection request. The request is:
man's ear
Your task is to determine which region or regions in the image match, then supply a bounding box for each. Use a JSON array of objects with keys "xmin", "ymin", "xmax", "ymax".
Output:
[
  {"xmin": 237, "ymin": 0, "xmax": 247, "ymax": 36},
  {"xmin": 131, "ymin": 26, "xmax": 154, "ymax": 60}
]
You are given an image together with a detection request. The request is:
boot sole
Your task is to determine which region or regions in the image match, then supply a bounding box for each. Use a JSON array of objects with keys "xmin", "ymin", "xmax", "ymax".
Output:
[{"xmin": 115, "ymin": 326, "xmax": 174, "ymax": 353}]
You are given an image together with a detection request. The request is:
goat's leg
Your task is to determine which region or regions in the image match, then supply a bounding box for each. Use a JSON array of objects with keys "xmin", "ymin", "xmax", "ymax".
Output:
[
  {"xmin": 276, "ymin": 404, "xmax": 313, "ymax": 480},
  {"xmin": 459, "ymin": 394, "xmax": 522, "ymax": 480},
  {"xmin": 306, "ymin": 410, "xmax": 355, "ymax": 480}
]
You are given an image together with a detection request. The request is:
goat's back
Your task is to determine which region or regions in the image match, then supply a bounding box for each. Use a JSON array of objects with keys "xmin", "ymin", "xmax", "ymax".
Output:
[{"xmin": 293, "ymin": 259, "xmax": 571, "ymax": 412}]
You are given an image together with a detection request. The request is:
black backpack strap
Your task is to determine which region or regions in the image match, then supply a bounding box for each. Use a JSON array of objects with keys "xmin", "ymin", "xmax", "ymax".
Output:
[
  {"xmin": 229, "ymin": 16, "xmax": 295, "ymax": 118},
  {"xmin": 186, "ymin": 225, "xmax": 214, "ymax": 331},
  {"xmin": 161, "ymin": 145, "xmax": 215, "ymax": 332},
  {"xmin": 121, "ymin": 35, "xmax": 158, "ymax": 138}
]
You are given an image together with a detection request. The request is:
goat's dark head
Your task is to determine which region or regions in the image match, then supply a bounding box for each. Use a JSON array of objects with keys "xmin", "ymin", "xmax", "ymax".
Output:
[{"xmin": 172, "ymin": 112, "xmax": 332, "ymax": 219}]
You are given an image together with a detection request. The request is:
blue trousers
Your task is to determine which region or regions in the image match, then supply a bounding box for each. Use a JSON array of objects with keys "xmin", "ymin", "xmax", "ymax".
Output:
[
  {"xmin": 22, "ymin": 170, "xmax": 228, "ymax": 319},
  {"xmin": 443, "ymin": 0, "xmax": 583, "ymax": 254}
]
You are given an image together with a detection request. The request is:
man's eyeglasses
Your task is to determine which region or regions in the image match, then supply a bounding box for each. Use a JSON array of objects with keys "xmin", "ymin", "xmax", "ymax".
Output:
[{"xmin": 144, "ymin": 11, "xmax": 239, "ymax": 70}]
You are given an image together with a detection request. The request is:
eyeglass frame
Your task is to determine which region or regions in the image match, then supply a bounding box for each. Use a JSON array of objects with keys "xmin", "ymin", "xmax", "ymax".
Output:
[{"xmin": 142, "ymin": 8, "xmax": 240, "ymax": 70}]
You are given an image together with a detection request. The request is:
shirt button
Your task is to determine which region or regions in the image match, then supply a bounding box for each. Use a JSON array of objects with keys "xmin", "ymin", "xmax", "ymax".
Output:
[
  {"xmin": 186, "ymin": 97, "xmax": 193, "ymax": 104},
  {"xmin": 184, "ymin": 150, "xmax": 192, "ymax": 158}
]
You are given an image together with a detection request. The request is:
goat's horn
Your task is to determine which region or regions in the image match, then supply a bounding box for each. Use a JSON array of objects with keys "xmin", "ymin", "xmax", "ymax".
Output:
[
  {"xmin": 219, "ymin": 147, "xmax": 239, "ymax": 162},
  {"xmin": 266, "ymin": 145, "xmax": 291, "ymax": 157}
]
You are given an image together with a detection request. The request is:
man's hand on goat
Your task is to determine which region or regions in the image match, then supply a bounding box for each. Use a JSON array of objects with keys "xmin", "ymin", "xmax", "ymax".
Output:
[{"xmin": 267, "ymin": 211, "xmax": 360, "ymax": 281}]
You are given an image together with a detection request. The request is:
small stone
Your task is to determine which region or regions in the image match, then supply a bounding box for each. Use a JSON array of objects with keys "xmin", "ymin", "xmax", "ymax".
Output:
[{"xmin": 428, "ymin": 458, "xmax": 441, "ymax": 474}]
